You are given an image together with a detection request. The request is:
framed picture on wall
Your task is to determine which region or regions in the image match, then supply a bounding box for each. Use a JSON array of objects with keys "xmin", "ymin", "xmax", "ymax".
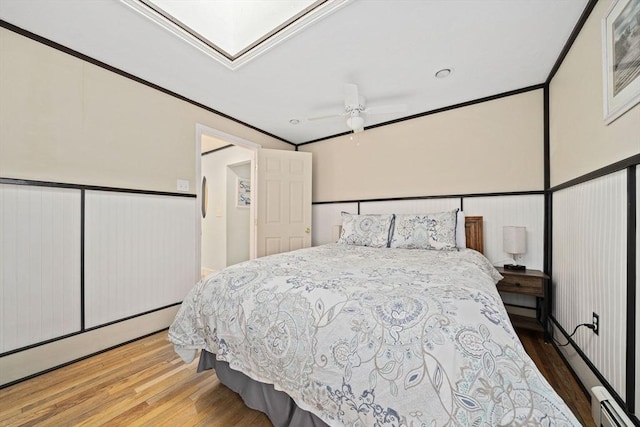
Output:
[
  {"xmin": 602, "ymin": 0, "xmax": 640, "ymax": 124},
  {"xmin": 237, "ymin": 178, "xmax": 251, "ymax": 208}
]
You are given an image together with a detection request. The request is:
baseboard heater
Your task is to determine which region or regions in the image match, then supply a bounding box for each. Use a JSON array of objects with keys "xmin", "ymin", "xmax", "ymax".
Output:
[{"xmin": 591, "ymin": 386, "xmax": 634, "ymax": 427}]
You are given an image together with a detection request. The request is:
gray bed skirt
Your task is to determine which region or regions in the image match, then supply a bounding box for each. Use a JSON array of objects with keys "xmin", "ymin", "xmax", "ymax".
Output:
[{"xmin": 198, "ymin": 350, "xmax": 328, "ymax": 427}]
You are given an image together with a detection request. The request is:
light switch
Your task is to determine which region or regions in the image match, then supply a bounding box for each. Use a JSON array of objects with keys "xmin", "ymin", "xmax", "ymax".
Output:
[{"xmin": 177, "ymin": 179, "xmax": 189, "ymax": 191}]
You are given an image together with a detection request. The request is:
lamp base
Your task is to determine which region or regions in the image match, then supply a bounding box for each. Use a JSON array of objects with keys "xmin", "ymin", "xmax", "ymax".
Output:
[{"xmin": 504, "ymin": 264, "xmax": 526, "ymax": 271}]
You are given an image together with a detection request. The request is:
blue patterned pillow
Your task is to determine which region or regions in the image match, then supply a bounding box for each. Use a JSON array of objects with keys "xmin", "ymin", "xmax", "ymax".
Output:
[
  {"xmin": 390, "ymin": 211, "xmax": 458, "ymax": 250},
  {"xmin": 338, "ymin": 213, "xmax": 395, "ymax": 248}
]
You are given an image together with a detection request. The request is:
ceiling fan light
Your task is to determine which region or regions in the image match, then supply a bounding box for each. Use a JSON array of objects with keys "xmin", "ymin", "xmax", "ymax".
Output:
[{"xmin": 346, "ymin": 115, "xmax": 364, "ymax": 131}]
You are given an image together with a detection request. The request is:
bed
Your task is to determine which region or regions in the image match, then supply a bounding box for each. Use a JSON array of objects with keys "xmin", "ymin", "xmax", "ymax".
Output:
[{"xmin": 169, "ymin": 213, "xmax": 580, "ymax": 426}]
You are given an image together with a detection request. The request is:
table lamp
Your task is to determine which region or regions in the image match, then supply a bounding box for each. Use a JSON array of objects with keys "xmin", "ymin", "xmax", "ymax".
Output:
[{"xmin": 503, "ymin": 226, "xmax": 526, "ymax": 270}]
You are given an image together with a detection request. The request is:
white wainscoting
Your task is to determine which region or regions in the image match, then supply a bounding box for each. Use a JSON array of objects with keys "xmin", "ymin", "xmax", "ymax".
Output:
[
  {"xmin": 464, "ymin": 195, "xmax": 544, "ymax": 308},
  {"xmin": 312, "ymin": 196, "xmax": 544, "ymax": 278},
  {"xmin": 0, "ymin": 184, "xmax": 82, "ymax": 353},
  {"xmin": 553, "ymin": 171, "xmax": 627, "ymax": 401},
  {"xmin": 312, "ymin": 203, "xmax": 358, "ymax": 246},
  {"xmin": 463, "ymin": 195, "xmax": 544, "ymax": 270},
  {"xmin": 84, "ymin": 191, "xmax": 196, "ymax": 328}
]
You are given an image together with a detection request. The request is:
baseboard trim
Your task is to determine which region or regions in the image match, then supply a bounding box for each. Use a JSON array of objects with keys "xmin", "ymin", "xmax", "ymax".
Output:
[{"xmin": 0, "ymin": 306, "xmax": 179, "ymax": 388}]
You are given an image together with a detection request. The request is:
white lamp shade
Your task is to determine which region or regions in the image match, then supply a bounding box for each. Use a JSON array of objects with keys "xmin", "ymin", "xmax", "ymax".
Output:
[{"xmin": 503, "ymin": 226, "xmax": 526, "ymax": 254}]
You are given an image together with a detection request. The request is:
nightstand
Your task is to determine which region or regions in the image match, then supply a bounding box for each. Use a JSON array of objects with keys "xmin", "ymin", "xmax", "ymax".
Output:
[{"xmin": 495, "ymin": 267, "xmax": 550, "ymax": 342}]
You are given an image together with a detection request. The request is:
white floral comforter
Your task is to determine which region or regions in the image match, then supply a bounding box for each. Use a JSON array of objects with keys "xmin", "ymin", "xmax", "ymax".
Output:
[{"xmin": 169, "ymin": 244, "xmax": 580, "ymax": 426}]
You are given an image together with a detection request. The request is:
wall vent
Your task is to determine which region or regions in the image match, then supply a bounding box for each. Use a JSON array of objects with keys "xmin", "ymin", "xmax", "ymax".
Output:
[{"xmin": 591, "ymin": 386, "xmax": 633, "ymax": 427}]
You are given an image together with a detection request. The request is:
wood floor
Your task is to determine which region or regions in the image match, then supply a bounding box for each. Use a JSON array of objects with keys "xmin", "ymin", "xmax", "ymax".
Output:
[
  {"xmin": 0, "ymin": 328, "xmax": 594, "ymax": 426},
  {"xmin": 517, "ymin": 329, "xmax": 595, "ymax": 426}
]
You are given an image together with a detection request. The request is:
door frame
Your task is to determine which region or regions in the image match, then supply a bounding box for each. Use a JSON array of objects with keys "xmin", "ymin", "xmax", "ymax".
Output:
[{"xmin": 195, "ymin": 124, "xmax": 261, "ymax": 277}]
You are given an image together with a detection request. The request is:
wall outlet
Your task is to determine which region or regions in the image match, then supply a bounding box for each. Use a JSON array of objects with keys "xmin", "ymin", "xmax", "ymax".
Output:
[
  {"xmin": 177, "ymin": 179, "xmax": 189, "ymax": 192},
  {"xmin": 592, "ymin": 312, "xmax": 599, "ymax": 335}
]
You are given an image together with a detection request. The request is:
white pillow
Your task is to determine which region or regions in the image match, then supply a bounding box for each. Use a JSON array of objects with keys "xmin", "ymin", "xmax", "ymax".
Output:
[
  {"xmin": 456, "ymin": 210, "xmax": 466, "ymax": 248},
  {"xmin": 337, "ymin": 212, "xmax": 395, "ymax": 248},
  {"xmin": 390, "ymin": 211, "xmax": 458, "ymax": 250}
]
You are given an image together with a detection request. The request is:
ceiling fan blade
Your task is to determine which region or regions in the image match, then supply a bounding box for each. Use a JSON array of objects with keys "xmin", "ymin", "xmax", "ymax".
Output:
[
  {"xmin": 307, "ymin": 112, "xmax": 346, "ymax": 121},
  {"xmin": 344, "ymin": 83, "xmax": 360, "ymax": 107},
  {"xmin": 364, "ymin": 104, "xmax": 407, "ymax": 115}
]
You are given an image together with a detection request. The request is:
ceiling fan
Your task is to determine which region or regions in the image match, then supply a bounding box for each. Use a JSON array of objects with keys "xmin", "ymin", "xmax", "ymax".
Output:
[{"xmin": 308, "ymin": 84, "xmax": 406, "ymax": 133}]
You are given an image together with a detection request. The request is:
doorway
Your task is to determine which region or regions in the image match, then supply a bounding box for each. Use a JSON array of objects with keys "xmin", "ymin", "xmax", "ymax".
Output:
[
  {"xmin": 226, "ymin": 161, "xmax": 251, "ymax": 266},
  {"xmin": 195, "ymin": 124, "xmax": 261, "ymax": 277}
]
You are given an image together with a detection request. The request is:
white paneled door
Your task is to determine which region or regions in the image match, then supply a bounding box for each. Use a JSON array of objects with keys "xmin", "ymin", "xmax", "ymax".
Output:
[{"xmin": 256, "ymin": 149, "xmax": 312, "ymax": 257}]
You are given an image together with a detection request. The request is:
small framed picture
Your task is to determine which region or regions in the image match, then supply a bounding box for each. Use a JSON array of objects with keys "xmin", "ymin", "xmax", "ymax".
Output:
[
  {"xmin": 237, "ymin": 178, "xmax": 251, "ymax": 208},
  {"xmin": 602, "ymin": 0, "xmax": 640, "ymax": 124}
]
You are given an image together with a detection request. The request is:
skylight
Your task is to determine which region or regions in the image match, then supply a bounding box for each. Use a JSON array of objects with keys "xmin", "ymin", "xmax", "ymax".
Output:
[{"xmin": 123, "ymin": 0, "xmax": 347, "ymax": 69}]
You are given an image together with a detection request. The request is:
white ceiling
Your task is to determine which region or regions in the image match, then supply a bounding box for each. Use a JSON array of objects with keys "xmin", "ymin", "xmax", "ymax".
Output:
[{"xmin": 0, "ymin": 0, "xmax": 589, "ymax": 145}]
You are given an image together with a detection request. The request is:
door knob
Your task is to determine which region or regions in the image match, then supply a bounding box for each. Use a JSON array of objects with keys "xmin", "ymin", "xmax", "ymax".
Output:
[{"xmin": 305, "ymin": 227, "xmax": 311, "ymax": 233}]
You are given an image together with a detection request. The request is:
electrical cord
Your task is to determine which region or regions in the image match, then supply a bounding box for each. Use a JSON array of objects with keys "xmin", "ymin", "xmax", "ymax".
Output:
[{"xmin": 553, "ymin": 322, "xmax": 596, "ymax": 347}]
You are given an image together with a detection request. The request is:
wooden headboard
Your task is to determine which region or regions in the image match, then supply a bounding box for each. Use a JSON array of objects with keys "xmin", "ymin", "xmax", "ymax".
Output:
[{"xmin": 464, "ymin": 216, "xmax": 484, "ymax": 254}]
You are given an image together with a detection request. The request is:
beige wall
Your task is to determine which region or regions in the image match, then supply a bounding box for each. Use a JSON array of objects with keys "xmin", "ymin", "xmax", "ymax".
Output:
[
  {"xmin": 549, "ymin": 0, "xmax": 640, "ymax": 187},
  {"xmin": 299, "ymin": 89, "xmax": 544, "ymax": 202},
  {"xmin": 0, "ymin": 28, "xmax": 293, "ymax": 193}
]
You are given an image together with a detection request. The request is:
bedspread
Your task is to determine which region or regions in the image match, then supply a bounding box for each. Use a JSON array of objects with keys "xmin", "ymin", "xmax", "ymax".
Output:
[{"xmin": 169, "ymin": 244, "xmax": 580, "ymax": 426}]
